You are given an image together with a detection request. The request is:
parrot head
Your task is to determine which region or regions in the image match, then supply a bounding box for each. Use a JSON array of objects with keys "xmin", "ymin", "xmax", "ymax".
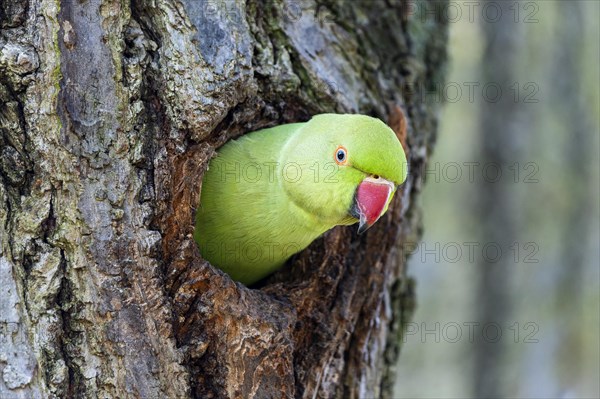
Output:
[{"xmin": 280, "ymin": 114, "xmax": 408, "ymax": 234}]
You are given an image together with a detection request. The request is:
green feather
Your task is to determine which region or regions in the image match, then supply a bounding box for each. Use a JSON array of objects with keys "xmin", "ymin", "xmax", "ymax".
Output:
[{"xmin": 194, "ymin": 114, "xmax": 407, "ymax": 285}]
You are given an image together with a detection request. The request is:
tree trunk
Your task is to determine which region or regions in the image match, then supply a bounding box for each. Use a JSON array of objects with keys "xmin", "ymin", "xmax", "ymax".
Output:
[
  {"xmin": 473, "ymin": 1, "xmax": 524, "ymax": 396},
  {"xmin": 0, "ymin": 0, "xmax": 447, "ymax": 398},
  {"xmin": 553, "ymin": 0, "xmax": 592, "ymax": 387}
]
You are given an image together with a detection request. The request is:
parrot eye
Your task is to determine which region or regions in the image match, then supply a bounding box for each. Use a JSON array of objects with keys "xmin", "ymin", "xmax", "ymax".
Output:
[{"xmin": 335, "ymin": 146, "xmax": 348, "ymax": 165}]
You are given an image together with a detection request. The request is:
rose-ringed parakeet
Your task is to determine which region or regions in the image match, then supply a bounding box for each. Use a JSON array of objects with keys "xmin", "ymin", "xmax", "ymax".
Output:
[{"xmin": 194, "ymin": 114, "xmax": 408, "ymax": 285}]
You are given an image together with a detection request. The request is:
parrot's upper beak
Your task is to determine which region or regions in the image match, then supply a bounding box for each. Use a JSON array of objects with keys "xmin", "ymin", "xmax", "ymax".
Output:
[{"xmin": 350, "ymin": 176, "xmax": 396, "ymax": 235}]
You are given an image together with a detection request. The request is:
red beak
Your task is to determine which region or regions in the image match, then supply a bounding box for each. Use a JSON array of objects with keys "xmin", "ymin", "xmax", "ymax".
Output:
[{"xmin": 351, "ymin": 176, "xmax": 396, "ymax": 234}]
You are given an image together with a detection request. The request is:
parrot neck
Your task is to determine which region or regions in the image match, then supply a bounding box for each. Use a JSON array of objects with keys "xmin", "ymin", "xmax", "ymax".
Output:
[{"xmin": 277, "ymin": 127, "xmax": 352, "ymax": 232}]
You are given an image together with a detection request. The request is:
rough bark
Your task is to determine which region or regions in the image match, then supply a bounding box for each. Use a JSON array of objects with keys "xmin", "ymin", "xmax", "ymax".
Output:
[{"xmin": 1, "ymin": 0, "xmax": 447, "ymax": 398}]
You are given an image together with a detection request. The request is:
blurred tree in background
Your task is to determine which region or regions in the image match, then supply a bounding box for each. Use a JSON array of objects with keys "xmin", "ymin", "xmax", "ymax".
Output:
[
  {"xmin": 474, "ymin": 1, "xmax": 523, "ymax": 395},
  {"xmin": 395, "ymin": 1, "xmax": 599, "ymax": 397}
]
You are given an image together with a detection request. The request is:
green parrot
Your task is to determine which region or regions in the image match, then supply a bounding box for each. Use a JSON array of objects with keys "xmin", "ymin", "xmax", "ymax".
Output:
[{"xmin": 194, "ymin": 114, "xmax": 408, "ymax": 285}]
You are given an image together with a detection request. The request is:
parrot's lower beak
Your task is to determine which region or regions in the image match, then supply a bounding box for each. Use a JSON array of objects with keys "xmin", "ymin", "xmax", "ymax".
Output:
[{"xmin": 350, "ymin": 176, "xmax": 396, "ymax": 235}]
